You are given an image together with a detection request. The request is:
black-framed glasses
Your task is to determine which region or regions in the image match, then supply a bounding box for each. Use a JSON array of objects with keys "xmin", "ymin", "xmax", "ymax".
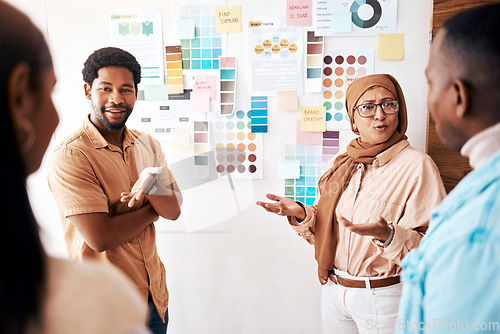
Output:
[{"xmin": 353, "ymin": 100, "xmax": 399, "ymax": 118}]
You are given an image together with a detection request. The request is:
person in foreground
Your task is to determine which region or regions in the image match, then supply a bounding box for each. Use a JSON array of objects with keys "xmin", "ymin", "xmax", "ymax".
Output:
[
  {"xmin": 0, "ymin": 2, "xmax": 150, "ymax": 333},
  {"xmin": 48, "ymin": 47, "xmax": 182, "ymax": 334},
  {"xmin": 396, "ymin": 4, "xmax": 500, "ymax": 333},
  {"xmin": 258, "ymin": 74, "xmax": 446, "ymax": 333}
]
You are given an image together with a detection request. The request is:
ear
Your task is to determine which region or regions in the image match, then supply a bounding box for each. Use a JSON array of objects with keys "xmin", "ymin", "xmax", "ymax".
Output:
[
  {"xmin": 7, "ymin": 62, "xmax": 36, "ymax": 152},
  {"xmin": 7, "ymin": 62, "xmax": 33, "ymax": 117},
  {"xmin": 84, "ymin": 82, "xmax": 92, "ymax": 100},
  {"xmin": 453, "ymin": 79, "xmax": 471, "ymax": 119}
]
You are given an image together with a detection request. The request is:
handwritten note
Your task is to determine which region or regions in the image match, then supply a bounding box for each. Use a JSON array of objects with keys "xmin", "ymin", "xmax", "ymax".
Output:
[
  {"xmin": 286, "ymin": 0, "xmax": 312, "ymax": 26},
  {"xmin": 216, "ymin": 6, "xmax": 242, "ymax": 33},
  {"xmin": 301, "ymin": 106, "xmax": 326, "ymax": 132},
  {"xmin": 192, "ymin": 75, "xmax": 217, "ymax": 101}
]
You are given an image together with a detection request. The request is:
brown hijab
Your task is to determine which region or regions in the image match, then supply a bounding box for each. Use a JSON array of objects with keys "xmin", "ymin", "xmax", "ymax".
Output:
[{"xmin": 314, "ymin": 74, "xmax": 408, "ymax": 278}]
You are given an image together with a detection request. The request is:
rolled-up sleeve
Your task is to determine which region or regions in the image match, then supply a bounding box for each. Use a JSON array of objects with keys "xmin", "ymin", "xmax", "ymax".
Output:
[
  {"xmin": 378, "ymin": 159, "xmax": 446, "ymax": 266},
  {"xmin": 287, "ymin": 204, "xmax": 317, "ymax": 245}
]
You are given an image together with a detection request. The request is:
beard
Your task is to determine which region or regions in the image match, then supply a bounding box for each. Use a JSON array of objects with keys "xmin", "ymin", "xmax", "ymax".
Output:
[{"xmin": 92, "ymin": 102, "xmax": 133, "ymax": 132}]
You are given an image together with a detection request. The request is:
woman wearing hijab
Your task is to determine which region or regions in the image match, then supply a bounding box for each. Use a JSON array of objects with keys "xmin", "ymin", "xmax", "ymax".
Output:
[
  {"xmin": 1, "ymin": 2, "xmax": 149, "ymax": 333},
  {"xmin": 257, "ymin": 74, "xmax": 446, "ymax": 333}
]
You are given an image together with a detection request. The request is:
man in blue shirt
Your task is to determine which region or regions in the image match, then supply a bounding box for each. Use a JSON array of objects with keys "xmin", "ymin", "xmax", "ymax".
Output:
[{"xmin": 396, "ymin": 4, "xmax": 500, "ymax": 333}]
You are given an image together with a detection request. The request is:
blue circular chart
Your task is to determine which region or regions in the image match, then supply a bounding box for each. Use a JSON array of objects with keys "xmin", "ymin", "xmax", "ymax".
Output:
[{"xmin": 350, "ymin": 0, "xmax": 382, "ymax": 29}]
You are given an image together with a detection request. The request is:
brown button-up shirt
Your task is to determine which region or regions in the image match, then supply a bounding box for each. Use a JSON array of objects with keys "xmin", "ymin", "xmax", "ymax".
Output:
[
  {"xmin": 48, "ymin": 116, "xmax": 174, "ymax": 321},
  {"xmin": 291, "ymin": 141, "xmax": 446, "ymax": 277}
]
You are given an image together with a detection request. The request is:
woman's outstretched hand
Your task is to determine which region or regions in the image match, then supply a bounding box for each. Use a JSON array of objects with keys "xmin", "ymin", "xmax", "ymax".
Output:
[
  {"xmin": 338, "ymin": 216, "xmax": 392, "ymax": 242},
  {"xmin": 256, "ymin": 194, "xmax": 306, "ymax": 221}
]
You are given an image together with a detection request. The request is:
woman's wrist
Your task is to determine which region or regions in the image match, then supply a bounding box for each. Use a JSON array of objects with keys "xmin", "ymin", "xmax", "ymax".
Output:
[{"xmin": 294, "ymin": 201, "xmax": 307, "ymax": 222}]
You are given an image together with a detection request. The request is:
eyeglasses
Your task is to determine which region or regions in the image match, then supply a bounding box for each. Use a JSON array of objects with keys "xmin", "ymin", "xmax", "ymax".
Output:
[{"xmin": 353, "ymin": 100, "xmax": 400, "ymax": 118}]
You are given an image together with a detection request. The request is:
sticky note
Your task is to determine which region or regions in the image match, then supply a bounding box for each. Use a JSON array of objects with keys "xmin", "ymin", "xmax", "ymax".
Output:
[
  {"xmin": 277, "ymin": 90, "xmax": 298, "ymax": 111},
  {"xmin": 286, "ymin": 0, "xmax": 313, "ymax": 26},
  {"xmin": 176, "ymin": 19, "xmax": 195, "ymax": 40},
  {"xmin": 377, "ymin": 33, "xmax": 405, "ymax": 60},
  {"xmin": 143, "ymin": 84, "xmax": 168, "ymax": 101},
  {"xmin": 279, "ymin": 160, "xmax": 301, "ymax": 179},
  {"xmin": 216, "ymin": 6, "xmax": 242, "ymax": 33},
  {"xmin": 296, "ymin": 120, "xmax": 322, "ymax": 145},
  {"xmin": 331, "ymin": 12, "xmax": 352, "ymax": 33},
  {"xmin": 301, "ymin": 106, "xmax": 326, "ymax": 132},
  {"xmin": 192, "ymin": 75, "xmax": 217, "ymax": 101},
  {"xmin": 170, "ymin": 128, "xmax": 190, "ymax": 148},
  {"xmin": 190, "ymin": 90, "xmax": 210, "ymax": 113}
]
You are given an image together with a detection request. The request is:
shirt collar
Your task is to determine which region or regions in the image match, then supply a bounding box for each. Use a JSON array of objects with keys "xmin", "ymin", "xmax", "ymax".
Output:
[
  {"xmin": 82, "ymin": 114, "xmax": 135, "ymax": 150},
  {"xmin": 372, "ymin": 140, "xmax": 409, "ymax": 168},
  {"xmin": 460, "ymin": 122, "xmax": 500, "ymax": 170}
]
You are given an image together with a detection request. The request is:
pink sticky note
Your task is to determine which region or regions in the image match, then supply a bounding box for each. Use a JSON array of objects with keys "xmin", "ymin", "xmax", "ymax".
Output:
[
  {"xmin": 296, "ymin": 120, "xmax": 322, "ymax": 145},
  {"xmin": 190, "ymin": 90, "xmax": 210, "ymax": 113},
  {"xmin": 192, "ymin": 75, "xmax": 218, "ymax": 101},
  {"xmin": 286, "ymin": 0, "xmax": 312, "ymax": 26}
]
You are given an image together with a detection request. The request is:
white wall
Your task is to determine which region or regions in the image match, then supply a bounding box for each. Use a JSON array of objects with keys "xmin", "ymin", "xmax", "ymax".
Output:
[{"xmin": 12, "ymin": 0, "xmax": 431, "ymax": 333}]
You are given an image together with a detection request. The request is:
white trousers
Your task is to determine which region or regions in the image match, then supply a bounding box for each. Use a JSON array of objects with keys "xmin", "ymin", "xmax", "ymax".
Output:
[{"xmin": 321, "ymin": 280, "xmax": 402, "ymax": 334}]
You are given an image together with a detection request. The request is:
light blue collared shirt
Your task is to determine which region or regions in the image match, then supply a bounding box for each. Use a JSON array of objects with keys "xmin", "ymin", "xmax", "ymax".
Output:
[{"xmin": 396, "ymin": 149, "xmax": 500, "ymax": 333}]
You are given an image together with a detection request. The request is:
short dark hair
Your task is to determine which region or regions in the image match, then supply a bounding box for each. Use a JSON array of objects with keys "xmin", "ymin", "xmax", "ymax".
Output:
[
  {"xmin": 442, "ymin": 3, "xmax": 500, "ymax": 85},
  {"xmin": 82, "ymin": 47, "xmax": 141, "ymax": 88}
]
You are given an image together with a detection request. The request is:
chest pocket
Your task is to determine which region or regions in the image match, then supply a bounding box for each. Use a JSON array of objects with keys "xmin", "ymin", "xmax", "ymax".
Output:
[{"xmin": 353, "ymin": 198, "xmax": 404, "ymax": 224}]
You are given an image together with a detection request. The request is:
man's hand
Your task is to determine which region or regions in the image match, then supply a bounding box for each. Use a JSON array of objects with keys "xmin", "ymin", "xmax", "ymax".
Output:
[
  {"xmin": 338, "ymin": 216, "xmax": 391, "ymax": 242},
  {"xmin": 121, "ymin": 167, "xmax": 173, "ymax": 208}
]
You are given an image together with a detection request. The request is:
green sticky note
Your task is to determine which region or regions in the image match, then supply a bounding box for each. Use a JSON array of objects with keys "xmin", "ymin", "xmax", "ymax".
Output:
[
  {"xmin": 144, "ymin": 84, "xmax": 168, "ymax": 101},
  {"xmin": 331, "ymin": 12, "xmax": 352, "ymax": 33}
]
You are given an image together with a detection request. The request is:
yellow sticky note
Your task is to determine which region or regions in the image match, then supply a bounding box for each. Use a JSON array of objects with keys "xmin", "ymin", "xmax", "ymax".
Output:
[
  {"xmin": 216, "ymin": 6, "xmax": 242, "ymax": 33},
  {"xmin": 301, "ymin": 106, "xmax": 326, "ymax": 132},
  {"xmin": 377, "ymin": 33, "xmax": 405, "ymax": 60},
  {"xmin": 277, "ymin": 90, "xmax": 298, "ymax": 111}
]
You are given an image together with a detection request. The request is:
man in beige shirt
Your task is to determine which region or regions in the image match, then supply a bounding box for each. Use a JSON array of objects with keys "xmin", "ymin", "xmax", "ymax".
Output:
[{"xmin": 48, "ymin": 47, "xmax": 182, "ymax": 334}]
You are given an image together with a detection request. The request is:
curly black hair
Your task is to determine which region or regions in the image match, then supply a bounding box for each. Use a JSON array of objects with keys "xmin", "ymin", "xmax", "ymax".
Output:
[{"xmin": 82, "ymin": 47, "xmax": 141, "ymax": 88}]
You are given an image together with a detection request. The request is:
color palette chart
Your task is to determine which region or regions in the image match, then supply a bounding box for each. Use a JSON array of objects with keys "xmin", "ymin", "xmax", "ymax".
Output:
[
  {"xmin": 322, "ymin": 49, "xmax": 374, "ymax": 130},
  {"xmin": 179, "ymin": 3, "xmax": 224, "ymax": 70},
  {"xmin": 322, "ymin": 131, "xmax": 340, "ymax": 170},
  {"xmin": 250, "ymin": 96, "xmax": 268, "ymax": 133},
  {"xmin": 284, "ymin": 144, "xmax": 322, "ymax": 206},
  {"xmin": 220, "ymin": 57, "xmax": 237, "ymax": 116},
  {"xmin": 213, "ymin": 110, "xmax": 263, "ymax": 179},
  {"xmin": 305, "ymin": 31, "xmax": 324, "ymax": 93},
  {"xmin": 193, "ymin": 121, "xmax": 209, "ymax": 178},
  {"xmin": 165, "ymin": 45, "xmax": 184, "ymax": 94}
]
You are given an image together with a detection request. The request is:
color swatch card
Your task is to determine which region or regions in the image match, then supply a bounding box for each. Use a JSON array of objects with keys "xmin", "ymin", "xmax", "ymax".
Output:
[
  {"xmin": 165, "ymin": 45, "xmax": 184, "ymax": 95},
  {"xmin": 219, "ymin": 57, "xmax": 237, "ymax": 116},
  {"xmin": 193, "ymin": 121, "xmax": 210, "ymax": 178},
  {"xmin": 321, "ymin": 49, "xmax": 374, "ymax": 130},
  {"xmin": 283, "ymin": 143, "xmax": 322, "ymax": 206},
  {"xmin": 305, "ymin": 31, "xmax": 324, "ymax": 93},
  {"xmin": 178, "ymin": 2, "xmax": 226, "ymax": 71},
  {"xmin": 213, "ymin": 110, "xmax": 263, "ymax": 179},
  {"xmin": 250, "ymin": 96, "xmax": 268, "ymax": 133},
  {"xmin": 322, "ymin": 131, "xmax": 340, "ymax": 170}
]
